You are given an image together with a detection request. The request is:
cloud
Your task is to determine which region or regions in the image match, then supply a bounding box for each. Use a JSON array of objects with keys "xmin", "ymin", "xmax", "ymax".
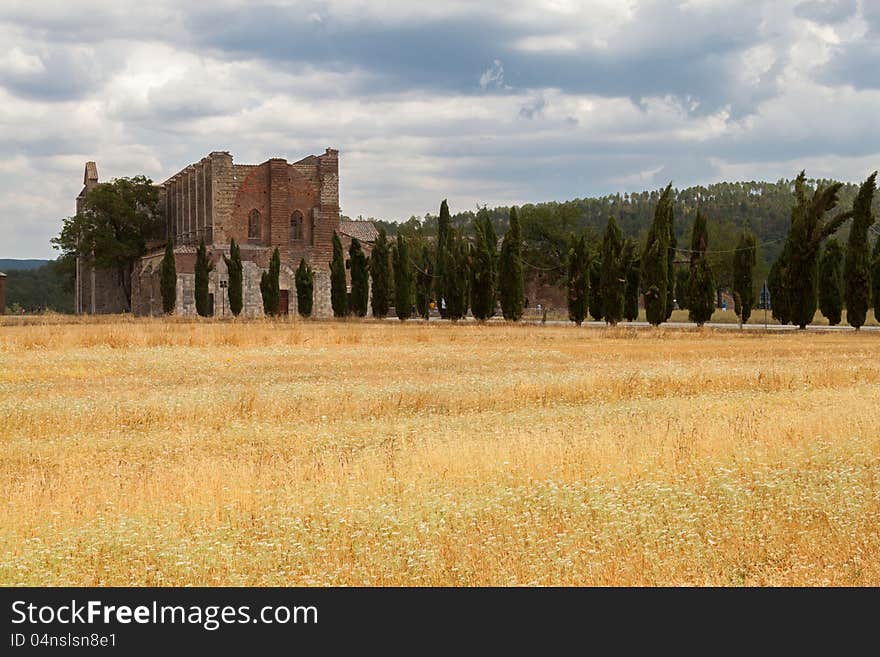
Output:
[
  {"xmin": 480, "ymin": 59, "xmax": 507, "ymax": 91},
  {"xmin": 794, "ymin": 0, "xmax": 858, "ymax": 24},
  {"xmin": 0, "ymin": 1, "xmax": 878, "ymax": 259}
]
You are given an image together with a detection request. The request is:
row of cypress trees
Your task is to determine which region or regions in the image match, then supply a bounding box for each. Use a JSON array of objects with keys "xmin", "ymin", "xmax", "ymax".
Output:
[
  {"xmin": 325, "ymin": 200, "xmax": 525, "ymax": 321},
  {"xmin": 769, "ymin": 171, "xmax": 878, "ymax": 329},
  {"xmin": 157, "ymin": 173, "xmax": 879, "ymax": 328}
]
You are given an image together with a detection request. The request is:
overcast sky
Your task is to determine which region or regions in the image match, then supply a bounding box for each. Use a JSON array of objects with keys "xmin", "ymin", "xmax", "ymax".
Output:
[{"xmin": 1, "ymin": 0, "xmax": 878, "ymax": 258}]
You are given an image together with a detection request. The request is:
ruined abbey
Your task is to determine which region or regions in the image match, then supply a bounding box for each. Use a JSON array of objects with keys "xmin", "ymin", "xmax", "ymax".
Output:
[{"xmin": 75, "ymin": 149, "xmax": 374, "ymax": 317}]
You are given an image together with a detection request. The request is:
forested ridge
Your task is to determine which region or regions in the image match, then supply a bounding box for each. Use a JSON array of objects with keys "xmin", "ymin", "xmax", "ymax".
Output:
[{"xmin": 369, "ymin": 177, "xmax": 878, "ymax": 288}]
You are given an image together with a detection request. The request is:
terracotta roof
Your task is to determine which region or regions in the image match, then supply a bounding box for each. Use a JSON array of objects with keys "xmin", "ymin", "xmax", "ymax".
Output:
[{"xmin": 338, "ymin": 220, "xmax": 378, "ymax": 243}]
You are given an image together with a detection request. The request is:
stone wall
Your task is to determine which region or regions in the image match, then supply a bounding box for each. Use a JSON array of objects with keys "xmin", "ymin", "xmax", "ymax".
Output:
[
  {"xmin": 76, "ymin": 259, "xmax": 130, "ymax": 314},
  {"xmin": 169, "ymin": 251, "xmax": 332, "ymax": 318}
]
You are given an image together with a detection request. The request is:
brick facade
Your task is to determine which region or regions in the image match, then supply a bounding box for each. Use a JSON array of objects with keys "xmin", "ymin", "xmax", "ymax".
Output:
[{"xmin": 77, "ymin": 149, "xmax": 358, "ymax": 318}]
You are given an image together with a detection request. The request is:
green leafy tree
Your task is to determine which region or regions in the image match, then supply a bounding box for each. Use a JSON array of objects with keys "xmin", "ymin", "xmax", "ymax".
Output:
[
  {"xmin": 2, "ymin": 261, "xmax": 74, "ymax": 313},
  {"xmin": 784, "ymin": 171, "xmax": 852, "ymax": 329},
  {"xmin": 393, "ymin": 233, "xmax": 412, "ymax": 320},
  {"xmin": 160, "ymin": 239, "xmax": 176, "ymax": 314},
  {"xmin": 470, "ymin": 211, "xmax": 496, "ymax": 320},
  {"xmin": 195, "ymin": 239, "xmax": 212, "ymax": 317},
  {"xmin": 52, "ymin": 176, "xmax": 162, "ymax": 310},
  {"xmin": 641, "ymin": 184, "xmax": 673, "ymax": 325},
  {"xmin": 818, "ymin": 238, "xmax": 844, "ymax": 326},
  {"xmin": 222, "ymin": 238, "xmax": 243, "ymax": 317},
  {"xmin": 874, "ymin": 236, "xmax": 880, "ymax": 323},
  {"xmin": 370, "ymin": 228, "xmax": 391, "ymax": 318},
  {"xmin": 843, "ymin": 172, "xmax": 877, "ymax": 329},
  {"xmin": 686, "ymin": 210, "xmax": 715, "ymax": 326},
  {"xmin": 498, "ymin": 207, "xmax": 524, "ymax": 321},
  {"xmin": 733, "ymin": 230, "xmax": 757, "ymax": 324},
  {"xmin": 294, "ymin": 258, "xmax": 314, "ymax": 317},
  {"xmin": 436, "ymin": 199, "xmax": 451, "ymax": 318},
  {"xmin": 624, "ymin": 245, "xmax": 640, "ymax": 322},
  {"xmin": 260, "ymin": 247, "xmax": 281, "ymax": 316},
  {"xmin": 330, "ymin": 231, "xmax": 348, "ymax": 318},
  {"xmin": 349, "ymin": 237, "xmax": 369, "ymax": 317},
  {"xmin": 599, "ymin": 215, "xmax": 630, "ymax": 325},
  {"xmin": 567, "ymin": 233, "xmax": 589, "ymax": 325},
  {"xmin": 415, "ymin": 243, "xmax": 433, "ymax": 320}
]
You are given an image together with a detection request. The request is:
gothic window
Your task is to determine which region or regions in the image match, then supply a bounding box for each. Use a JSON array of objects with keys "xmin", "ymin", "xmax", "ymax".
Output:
[
  {"xmin": 248, "ymin": 209, "xmax": 261, "ymax": 240},
  {"xmin": 291, "ymin": 210, "xmax": 304, "ymax": 242},
  {"xmin": 310, "ymin": 210, "xmax": 316, "ymax": 246}
]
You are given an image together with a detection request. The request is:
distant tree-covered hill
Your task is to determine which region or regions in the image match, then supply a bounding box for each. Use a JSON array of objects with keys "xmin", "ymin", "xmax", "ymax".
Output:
[
  {"xmin": 0, "ymin": 259, "xmax": 49, "ymax": 271},
  {"xmin": 366, "ymin": 177, "xmax": 876, "ymax": 289},
  {"xmin": 3, "ymin": 260, "xmax": 74, "ymax": 313}
]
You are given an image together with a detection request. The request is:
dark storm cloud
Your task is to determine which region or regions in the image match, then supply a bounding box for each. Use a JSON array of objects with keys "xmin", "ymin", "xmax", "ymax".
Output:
[
  {"xmin": 184, "ymin": 1, "xmax": 775, "ymax": 115},
  {"xmin": 794, "ymin": 0, "xmax": 858, "ymax": 24},
  {"xmin": 820, "ymin": 39, "xmax": 880, "ymax": 89},
  {"xmin": 0, "ymin": 47, "xmax": 122, "ymax": 102}
]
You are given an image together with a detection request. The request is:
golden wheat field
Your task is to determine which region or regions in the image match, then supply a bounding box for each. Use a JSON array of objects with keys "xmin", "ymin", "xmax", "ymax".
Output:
[{"xmin": 1, "ymin": 316, "xmax": 879, "ymax": 586}]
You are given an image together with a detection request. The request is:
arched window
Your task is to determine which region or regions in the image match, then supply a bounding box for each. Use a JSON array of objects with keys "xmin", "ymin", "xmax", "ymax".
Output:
[
  {"xmin": 290, "ymin": 210, "xmax": 304, "ymax": 242},
  {"xmin": 248, "ymin": 209, "xmax": 261, "ymax": 240},
  {"xmin": 310, "ymin": 210, "xmax": 316, "ymax": 246}
]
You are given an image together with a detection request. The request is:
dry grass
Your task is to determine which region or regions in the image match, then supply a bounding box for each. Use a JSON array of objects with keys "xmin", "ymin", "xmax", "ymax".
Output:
[{"xmin": 1, "ymin": 317, "xmax": 879, "ymax": 586}]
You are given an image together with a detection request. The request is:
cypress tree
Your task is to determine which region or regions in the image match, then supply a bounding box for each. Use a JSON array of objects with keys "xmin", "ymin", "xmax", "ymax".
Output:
[
  {"xmin": 349, "ymin": 236, "xmax": 369, "ymax": 317},
  {"xmin": 732, "ymin": 230, "xmax": 757, "ymax": 324},
  {"xmin": 470, "ymin": 213, "xmax": 496, "ymax": 320},
  {"xmin": 330, "ymin": 231, "xmax": 348, "ymax": 317},
  {"xmin": 784, "ymin": 171, "xmax": 852, "ymax": 329},
  {"xmin": 686, "ymin": 210, "xmax": 715, "ymax": 326},
  {"xmin": 818, "ymin": 237, "xmax": 844, "ymax": 326},
  {"xmin": 498, "ymin": 206, "xmax": 524, "ymax": 321},
  {"xmin": 666, "ymin": 195, "xmax": 677, "ymax": 321},
  {"xmin": 222, "ymin": 238, "xmax": 243, "ymax": 317},
  {"xmin": 369, "ymin": 228, "xmax": 390, "ymax": 319},
  {"xmin": 641, "ymin": 184, "xmax": 672, "ymax": 326},
  {"xmin": 482, "ymin": 208, "xmax": 498, "ymax": 308},
  {"xmin": 567, "ymin": 233, "xmax": 589, "ymax": 325},
  {"xmin": 588, "ymin": 257, "xmax": 603, "ymax": 321},
  {"xmin": 443, "ymin": 229, "xmax": 470, "ymax": 320},
  {"xmin": 843, "ymin": 172, "xmax": 877, "ymax": 329},
  {"xmin": 624, "ymin": 245, "xmax": 640, "ymax": 322},
  {"xmin": 294, "ymin": 258, "xmax": 314, "ymax": 317},
  {"xmin": 195, "ymin": 239, "xmax": 211, "ymax": 317},
  {"xmin": 260, "ymin": 246, "xmax": 281, "ymax": 316},
  {"xmin": 874, "ymin": 236, "xmax": 880, "ymax": 323},
  {"xmin": 768, "ymin": 244, "xmax": 791, "ymax": 325},
  {"xmin": 160, "ymin": 239, "xmax": 176, "ymax": 314},
  {"xmin": 393, "ymin": 233, "xmax": 412, "ymax": 320},
  {"xmin": 415, "ymin": 243, "xmax": 433, "ymax": 320},
  {"xmin": 675, "ymin": 268, "xmax": 690, "ymax": 311},
  {"xmin": 600, "ymin": 215, "xmax": 629, "ymax": 325},
  {"xmin": 436, "ymin": 199, "xmax": 451, "ymax": 318}
]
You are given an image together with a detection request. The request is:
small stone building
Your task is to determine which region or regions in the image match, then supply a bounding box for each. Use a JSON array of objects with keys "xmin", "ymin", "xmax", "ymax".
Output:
[{"xmin": 75, "ymin": 149, "xmax": 374, "ymax": 317}]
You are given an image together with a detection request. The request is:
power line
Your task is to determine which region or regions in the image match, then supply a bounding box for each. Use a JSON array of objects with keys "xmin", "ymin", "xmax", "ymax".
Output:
[
  {"xmin": 518, "ymin": 256, "xmax": 565, "ymax": 272},
  {"xmin": 671, "ymin": 236, "xmax": 787, "ymax": 256}
]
